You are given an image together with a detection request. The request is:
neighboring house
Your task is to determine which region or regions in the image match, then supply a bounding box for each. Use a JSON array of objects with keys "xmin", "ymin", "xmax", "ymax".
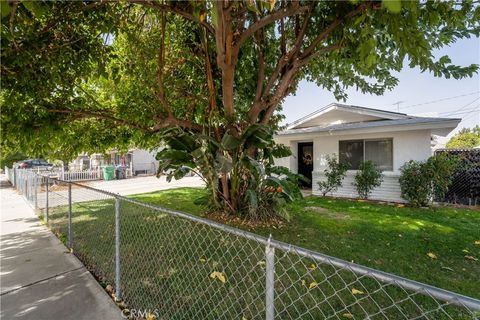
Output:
[
  {"xmin": 274, "ymin": 103, "xmax": 460, "ymax": 202},
  {"xmin": 70, "ymin": 148, "xmax": 160, "ymax": 175},
  {"xmin": 70, "ymin": 154, "xmax": 91, "ymax": 170}
]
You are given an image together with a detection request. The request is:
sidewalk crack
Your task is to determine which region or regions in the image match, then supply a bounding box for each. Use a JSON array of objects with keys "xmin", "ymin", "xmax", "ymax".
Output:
[{"xmin": 0, "ymin": 266, "xmax": 85, "ymax": 296}]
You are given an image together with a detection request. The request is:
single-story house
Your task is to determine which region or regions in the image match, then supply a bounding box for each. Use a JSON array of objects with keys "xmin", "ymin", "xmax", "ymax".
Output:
[
  {"xmin": 274, "ymin": 103, "xmax": 461, "ymax": 202},
  {"xmin": 70, "ymin": 149, "xmax": 160, "ymax": 175}
]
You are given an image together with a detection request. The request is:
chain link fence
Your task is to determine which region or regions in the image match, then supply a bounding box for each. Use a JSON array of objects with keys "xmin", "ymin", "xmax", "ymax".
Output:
[
  {"xmin": 7, "ymin": 169, "xmax": 480, "ymax": 319},
  {"xmin": 435, "ymin": 149, "xmax": 480, "ymax": 206}
]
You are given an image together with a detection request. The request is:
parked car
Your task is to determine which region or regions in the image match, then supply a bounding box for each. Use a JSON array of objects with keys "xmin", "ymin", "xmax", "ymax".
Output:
[{"xmin": 13, "ymin": 159, "xmax": 53, "ymax": 169}]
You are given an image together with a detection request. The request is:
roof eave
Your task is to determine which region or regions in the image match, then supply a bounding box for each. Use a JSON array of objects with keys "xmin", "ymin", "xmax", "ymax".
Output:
[
  {"xmin": 277, "ymin": 118, "xmax": 461, "ymax": 137},
  {"xmin": 286, "ymin": 103, "xmax": 410, "ymax": 130}
]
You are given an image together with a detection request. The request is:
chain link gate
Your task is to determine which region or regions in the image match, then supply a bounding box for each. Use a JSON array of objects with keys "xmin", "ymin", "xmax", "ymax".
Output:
[{"xmin": 6, "ymin": 169, "xmax": 480, "ymax": 319}]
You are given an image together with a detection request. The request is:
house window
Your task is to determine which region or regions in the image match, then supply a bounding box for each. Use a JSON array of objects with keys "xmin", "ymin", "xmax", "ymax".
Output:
[
  {"xmin": 339, "ymin": 140, "xmax": 364, "ymax": 170},
  {"xmin": 339, "ymin": 138, "xmax": 393, "ymax": 171}
]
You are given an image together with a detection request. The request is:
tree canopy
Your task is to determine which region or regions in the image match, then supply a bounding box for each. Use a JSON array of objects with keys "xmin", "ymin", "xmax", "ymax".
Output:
[
  {"xmin": 446, "ymin": 125, "xmax": 480, "ymax": 149},
  {"xmin": 1, "ymin": 0, "xmax": 479, "ymax": 217}
]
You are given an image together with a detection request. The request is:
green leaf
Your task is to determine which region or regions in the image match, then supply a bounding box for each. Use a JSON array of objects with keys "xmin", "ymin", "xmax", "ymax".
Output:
[
  {"xmin": 245, "ymin": 189, "xmax": 258, "ymax": 209},
  {"xmin": 1, "ymin": 1, "xmax": 11, "ymax": 18},
  {"xmin": 270, "ymin": 144, "xmax": 291, "ymax": 158},
  {"xmin": 215, "ymin": 153, "xmax": 233, "ymax": 174},
  {"xmin": 246, "ymin": 0, "xmax": 258, "ymax": 12},
  {"xmin": 173, "ymin": 166, "xmax": 190, "ymax": 180},
  {"xmin": 167, "ymin": 134, "xmax": 198, "ymax": 152},
  {"xmin": 221, "ymin": 134, "xmax": 241, "ymax": 150},
  {"xmin": 210, "ymin": 0, "xmax": 218, "ymax": 27},
  {"xmin": 22, "ymin": 1, "xmax": 48, "ymax": 18},
  {"xmin": 366, "ymin": 53, "xmax": 377, "ymax": 68},
  {"xmin": 242, "ymin": 156, "xmax": 265, "ymax": 176},
  {"xmin": 156, "ymin": 149, "xmax": 192, "ymax": 163},
  {"xmin": 382, "ymin": 0, "xmax": 401, "ymax": 13}
]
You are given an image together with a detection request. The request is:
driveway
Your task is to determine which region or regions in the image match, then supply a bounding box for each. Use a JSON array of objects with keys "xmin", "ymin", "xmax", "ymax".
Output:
[
  {"xmin": 32, "ymin": 175, "xmax": 205, "ymax": 210},
  {"xmin": 87, "ymin": 175, "xmax": 204, "ymax": 196}
]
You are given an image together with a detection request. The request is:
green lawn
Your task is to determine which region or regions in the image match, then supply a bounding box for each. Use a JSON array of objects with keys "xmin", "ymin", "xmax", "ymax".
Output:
[
  {"xmin": 45, "ymin": 187, "xmax": 480, "ymax": 319},
  {"xmin": 131, "ymin": 187, "xmax": 480, "ymax": 299}
]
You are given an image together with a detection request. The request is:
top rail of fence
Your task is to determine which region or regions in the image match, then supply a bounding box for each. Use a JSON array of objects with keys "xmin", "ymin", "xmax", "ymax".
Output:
[{"xmin": 39, "ymin": 175, "xmax": 480, "ymax": 312}]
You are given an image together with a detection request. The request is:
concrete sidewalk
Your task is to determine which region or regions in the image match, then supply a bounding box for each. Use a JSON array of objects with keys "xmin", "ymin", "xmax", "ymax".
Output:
[{"xmin": 0, "ymin": 176, "xmax": 120, "ymax": 320}]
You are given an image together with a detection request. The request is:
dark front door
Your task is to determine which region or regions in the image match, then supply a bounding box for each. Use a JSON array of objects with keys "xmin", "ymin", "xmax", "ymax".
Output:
[{"xmin": 298, "ymin": 142, "xmax": 313, "ymax": 188}]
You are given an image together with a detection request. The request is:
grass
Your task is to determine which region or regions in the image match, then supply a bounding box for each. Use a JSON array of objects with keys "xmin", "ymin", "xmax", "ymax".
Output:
[
  {"xmin": 45, "ymin": 187, "xmax": 480, "ymax": 319},
  {"xmin": 131, "ymin": 188, "xmax": 480, "ymax": 300}
]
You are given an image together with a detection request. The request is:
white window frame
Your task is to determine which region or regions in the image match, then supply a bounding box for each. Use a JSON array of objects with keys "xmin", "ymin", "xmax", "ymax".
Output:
[{"xmin": 339, "ymin": 138, "xmax": 394, "ymax": 172}]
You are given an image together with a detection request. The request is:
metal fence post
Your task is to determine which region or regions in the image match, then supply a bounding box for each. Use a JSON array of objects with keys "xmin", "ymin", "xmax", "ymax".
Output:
[
  {"xmin": 115, "ymin": 197, "xmax": 122, "ymax": 301},
  {"xmin": 68, "ymin": 182, "xmax": 73, "ymax": 249},
  {"xmin": 45, "ymin": 177, "xmax": 49, "ymax": 224},
  {"xmin": 34, "ymin": 175, "xmax": 38, "ymax": 209},
  {"xmin": 24, "ymin": 177, "xmax": 28, "ymax": 198},
  {"xmin": 265, "ymin": 235, "xmax": 275, "ymax": 320}
]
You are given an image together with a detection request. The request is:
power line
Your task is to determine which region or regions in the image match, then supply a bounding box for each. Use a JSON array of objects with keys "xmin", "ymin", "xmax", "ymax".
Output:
[
  {"xmin": 460, "ymin": 110, "xmax": 480, "ymax": 123},
  {"xmin": 442, "ymin": 107, "xmax": 479, "ymax": 117},
  {"xmin": 441, "ymin": 97, "xmax": 480, "ymax": 116},
  {"xmin": 400, "ymin": 91, "xmax": 480, "ymax": 110}
]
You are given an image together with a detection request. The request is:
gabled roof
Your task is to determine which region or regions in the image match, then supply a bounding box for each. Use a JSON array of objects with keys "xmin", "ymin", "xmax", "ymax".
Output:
[
  {"xmin": 287, "ymin": 103, "xmax": 410, "ymax": 130},
  {"xmin": 279, "ymin": 103, "xmax": 461, "ymax": 136}
]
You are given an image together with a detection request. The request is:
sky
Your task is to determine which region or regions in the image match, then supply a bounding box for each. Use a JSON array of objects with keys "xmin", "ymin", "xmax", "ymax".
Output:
[{"xmin": 281, "ymin": 37, "xmax": 480, "ymax": 138}]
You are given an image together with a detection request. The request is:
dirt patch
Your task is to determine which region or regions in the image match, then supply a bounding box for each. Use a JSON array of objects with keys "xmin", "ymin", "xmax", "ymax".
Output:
[
  {"xmin": 305, "ymin": 206, "xmax": 350, "ymax": 220},
  {"xmin": 205, "ymin": 211, "xmax": 286, "ymax": 230}
]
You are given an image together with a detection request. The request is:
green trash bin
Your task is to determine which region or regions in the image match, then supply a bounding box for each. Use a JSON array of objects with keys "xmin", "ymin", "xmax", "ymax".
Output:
[{"xmin": 102, "ymin": 165, "xmax": 115, "ymax": 181}]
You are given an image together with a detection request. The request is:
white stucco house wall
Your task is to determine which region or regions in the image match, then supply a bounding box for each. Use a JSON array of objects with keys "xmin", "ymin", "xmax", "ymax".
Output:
[{"xmin": 274, "ymin": 103, "xmax": 460, "ymax": 202}]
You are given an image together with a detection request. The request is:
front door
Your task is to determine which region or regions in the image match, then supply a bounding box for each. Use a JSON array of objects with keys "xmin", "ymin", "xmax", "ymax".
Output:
[{"xmin": 298, "ymin": 142, "xmax": 313, "ymax": 188}]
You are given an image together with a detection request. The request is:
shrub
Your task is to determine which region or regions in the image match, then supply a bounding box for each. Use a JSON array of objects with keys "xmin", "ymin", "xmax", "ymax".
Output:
[
  {"xmin": 427, "ymin": 153, "xmax": 460, "ymax": 200},
  {"xmin": 317, "ymin": 154, "xmax": 349, "ymax": 196},
  {"xmin": 353, "ymin": 161, "xmax": 383, "ymax": 199},
  {"xmin": 399, "ymin": 153, "xmax": 459, "ymax": 207},
  {"xmin": 398, "ymin": 160, "xmax": 432, "ymax": 207}
]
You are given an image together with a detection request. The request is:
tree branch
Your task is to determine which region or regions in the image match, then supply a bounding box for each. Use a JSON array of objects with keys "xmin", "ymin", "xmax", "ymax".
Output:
[
  {"xmin": 151, "ymin": 117, "xmax": 205, "ymax": 132},
  {"xmin": 234, "ymin": 3, "xmax": 309, "ymax": 51},
  {"xmin": 254, "ymin": 2, "xmax": 379, "ymax": 124},
  {"xmin": 155, "ymin": 7, "xmax": 173, "ymax": 117},
  {"xmin": 259, "ymin": 4, "xmax": 314, "ymax": 102},
  {"xmin": 299, "ymin": 2, "xmax": 377, "ymax": 61},
  {"xmin": 129, "ymin": 0, "xmax": 215, "ymax": 35},
  {"xmin": 47, "ymin": 109, "xmax": 154, "ymax": 132}
]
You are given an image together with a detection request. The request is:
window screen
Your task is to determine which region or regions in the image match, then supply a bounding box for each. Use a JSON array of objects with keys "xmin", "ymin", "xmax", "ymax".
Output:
[
  {"xmin": 339, "ymin": 138, "xmax": 393, "ymax": 171},
  {"xmin": 365, "ymin": 139, "xmax": 393, "ymax": 171},
  {"xmin": 339, "ymin": 140, "xmax": 364, "ymax": 170}
]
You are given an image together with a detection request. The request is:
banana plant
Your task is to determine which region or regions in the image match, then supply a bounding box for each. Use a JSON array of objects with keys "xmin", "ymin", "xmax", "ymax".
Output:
[{"xmin": 156, "ymin": 124, "xmax": 307, "ymax": 219}]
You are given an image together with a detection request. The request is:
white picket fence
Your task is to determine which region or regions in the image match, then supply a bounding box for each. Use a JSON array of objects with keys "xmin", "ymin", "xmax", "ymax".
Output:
[
  {"xmin": 61, "ymin": 168, "xmax": 132, "ymax": 181},
  {"xmin": 62, "ymin": 169, "xmax": 102, "ymax": 181}
]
